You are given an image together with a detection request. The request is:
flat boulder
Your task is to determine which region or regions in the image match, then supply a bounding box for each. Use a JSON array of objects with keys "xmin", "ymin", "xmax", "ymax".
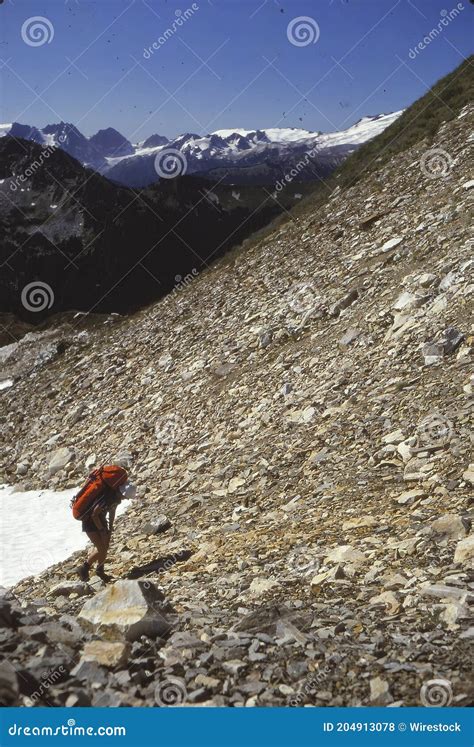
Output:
[
  {"xmin": 462, "ymin": 464, "xmax": 474, "ymax": 485},
  {"xmin": 81, "ymin": 640, "xmax": 131, "ymax": 668},
  {"xmin": 47, "ymin": 581, "xmax": 91, "ymax": 598},
  {"xmin": 142, "ymin": 516, "xmax": 171, "ymax": 534},
  {"xmin": 454, "ymin": 535, "xmax": 474, "ymax": 566},
  {"xmin": 248, "ymin": 577, "xmax": 280, "ymax": 597},
  {"xmin": 430, "ymin": 514, "xmax": 467, "ymax": 540},
  {"xmin": 47, "ymin": 447, "xmax": 74, "ymax": 476},
  {"xmin": 324, "ymin": 545, "xmax": 367, "ymax": 566},
  {"xmin": 78, "ymin": 580, "xmax": 171, "ymax": 642}
]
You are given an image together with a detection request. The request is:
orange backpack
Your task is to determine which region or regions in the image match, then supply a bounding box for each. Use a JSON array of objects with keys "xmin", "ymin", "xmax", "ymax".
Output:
[{"xmin": 71, "ymin": 465, "xmax": 128, "ymax": 520}]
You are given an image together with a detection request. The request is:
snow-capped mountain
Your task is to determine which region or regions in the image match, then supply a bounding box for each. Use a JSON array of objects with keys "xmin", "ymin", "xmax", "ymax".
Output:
[
  {"xmin": 42, "ymin": 122, "xmax": 109, "ymax": 169},
  {"xmin": 8, "ymin": 123, "xmax": 45, "ymax": 145},
  {"xmin": 0, "ymin": 111, "xmax": 403, "ymax": 187},
  {"xmin": 1, "ymin": 122, "xmax": 134, "ymax": 170},
  {"xmin": 105, "ymin": 112, "xmax": 403, "ymax": 187}
]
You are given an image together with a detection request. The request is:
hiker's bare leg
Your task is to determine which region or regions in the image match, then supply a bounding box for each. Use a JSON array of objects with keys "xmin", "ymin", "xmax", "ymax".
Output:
[
  {"xmin": 97, "ymin": 531, "xmax": 113, "ymax": 578},
  {"xmin": 86, "ymin": 531, "xmax": 107, "ymax": 567},
  {"xmin": 102, "ymin": 530, "xmax": 111, "ymax": 557}
]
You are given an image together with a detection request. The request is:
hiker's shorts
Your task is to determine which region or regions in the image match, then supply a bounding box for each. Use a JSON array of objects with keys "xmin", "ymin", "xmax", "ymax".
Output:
[{"xmin": 81, "ymin": 512, "xmax": 108, "ymax": 533}]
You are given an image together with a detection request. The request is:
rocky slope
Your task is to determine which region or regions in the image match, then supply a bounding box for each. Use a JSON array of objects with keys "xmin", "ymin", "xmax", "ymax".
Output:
[{"xmin": 0, "ymin": 103, "xmax": 473, "ymax": 708}]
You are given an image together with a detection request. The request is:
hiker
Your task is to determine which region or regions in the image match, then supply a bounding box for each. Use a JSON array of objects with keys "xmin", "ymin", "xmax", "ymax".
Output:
[{"xmin": 72, "ymin": 464, "xmax": 136, "ymax": 582}]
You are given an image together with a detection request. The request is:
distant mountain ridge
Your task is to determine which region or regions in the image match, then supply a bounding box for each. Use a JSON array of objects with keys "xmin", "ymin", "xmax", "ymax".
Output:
[
  {"xmin": 0, "ymin": 135, "xmax": 305, "ymax": 319},
  {"xmin": 0, "ymin": 112, "xmax": 403, "ymax": 187}
]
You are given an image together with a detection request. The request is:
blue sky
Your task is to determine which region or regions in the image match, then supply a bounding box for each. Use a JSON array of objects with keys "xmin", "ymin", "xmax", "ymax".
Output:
[{"xmin": 0, "ymin": 0, "xmax": 472, "ymax": 141}]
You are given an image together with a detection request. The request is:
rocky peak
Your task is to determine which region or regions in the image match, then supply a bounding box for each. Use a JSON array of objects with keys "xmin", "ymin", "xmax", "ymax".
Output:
[
  {"xmin": 141, "ymin": 133, "xmax": 170, "ymax": 148},
  {"xmin": 89, "ymin": 127, "xmax": 134, "ymax": 157}
]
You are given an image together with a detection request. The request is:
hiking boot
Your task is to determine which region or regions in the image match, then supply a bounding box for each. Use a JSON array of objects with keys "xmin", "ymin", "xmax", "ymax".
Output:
[
  {"xmin": 76, "ymin": 561, "xmax": 90, "ymax": 582},
  {"xmin": 96, "ymin": 564, "xmax": 112, "ymax": 582}
]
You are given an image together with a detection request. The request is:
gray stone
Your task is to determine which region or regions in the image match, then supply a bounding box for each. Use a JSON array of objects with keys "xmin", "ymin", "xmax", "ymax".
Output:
[
  {"xmin": 70, "ymin": 660, "xmax": 109, "ymax": 685},
  {"xmin": 453, "ymin": 535, "xmax": 474, "ymax": 566},
  {"xmin": 248, "ymin": 577, "xmax": 280, "ymax": 596},
  {"xmin": 422, "ymin": 342, "xmax": 444, "ymax": 366},
  {"xmin": 48, "ymin": 581, "xmax": 90, "ymax": 598},
  {"xmin": 324, "ymin": 545, "xmax": 367, "ymax": 566},
  {"xmin": 339, "ymin": 327, "xmax": 361, "ymax": 347},
  {"xmin": 47, "ymin": 447, "xmax": 74, "ymax": 476},
  {"xmin": 441, "ymin": 327, "xmax": 464, "ymax": 355},
  {"xmin": 142, "ymin": 516, "xmax": 171, "ymax": 534},
  {"xmin": 369, "ymin": 676, "xmax": 392, "ymax": 704},
  {"xmin": 0, "ymin": 660, "xmax": 19, "ymax": 706},
  {"xmin": 329, "ymin": 288, "xmax": 359, "ymax": 317},
  {"xmin": 65, "ymin": 691, "xmax": 92, "ymax": 707},
  {"xmin": 0, "ymin": 598, "xmax": 16, "ymax": 629},
  {"xmin": 430, "ymin": 514, "xmax": 468, "ymax": 540}
]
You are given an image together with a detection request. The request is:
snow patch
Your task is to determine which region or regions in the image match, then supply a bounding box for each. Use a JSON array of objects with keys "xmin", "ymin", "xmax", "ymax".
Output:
[{"xmin": 0, "ymin": 484, "xmax": 130, "ymax": 587}]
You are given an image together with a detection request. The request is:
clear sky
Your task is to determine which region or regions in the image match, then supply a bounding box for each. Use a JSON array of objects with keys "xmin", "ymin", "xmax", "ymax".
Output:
[{"xmin": 0, "ymin": 0, "xmax": 472, "ymax": 142}]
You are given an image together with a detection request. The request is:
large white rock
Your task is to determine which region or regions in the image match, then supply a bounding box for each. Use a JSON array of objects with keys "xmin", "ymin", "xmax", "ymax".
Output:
[
  {"xmin": 382, "ymin": 428, "xmax": 405, "ymax": 445},
  {"xmin": 47, "ymin": 447, "xmax": 74, "ymax": 476},
  {"xmin": 78, "ymin": 580, "xmax": 171, "ymax": 641},
  {"xmin": 418, "ymin": 583, "xmax": 471, "ymax": 601},
  {"xmin": 324, "ymin": 545, "xmax": 367, "ymax": 566},
  {"xmin": 394, "ymin": 488, "xmax": 426, "ymax": 505},
  {"xmin": 454, "ymin": 535, "xmax": 474, "ymax": 566},
  {"xmin": 248, "ymin": 577, "xmax": 280, "ymax": 596},
  {"xmin": 430, "ymin": 514, "xmax": 467, "ymax": 540},
  {"xmin": 392, "ymin": 291, "xmax": 421, "ymax": 312},
  {"xmin": 370, "ymin": 676, "xmax": 392, "ymax": 704},
  {"xmin": 462, "ymin": 464, "xmax": 474, "ymax": 485},
  {"xmin": 380, "ymin": 237, "xmax": 403, "ymax": 253}
]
